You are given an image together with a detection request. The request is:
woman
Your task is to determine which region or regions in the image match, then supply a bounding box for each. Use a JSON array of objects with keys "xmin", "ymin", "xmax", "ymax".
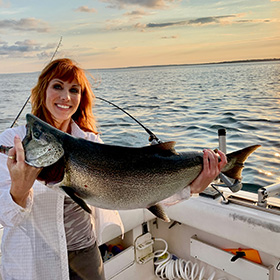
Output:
[{"xmin": 0, "ymin": 58, "xmax": 227, "ymax": 280}]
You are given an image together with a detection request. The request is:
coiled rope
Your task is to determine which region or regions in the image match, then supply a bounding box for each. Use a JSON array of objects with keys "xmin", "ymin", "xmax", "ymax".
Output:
[{"xmin": 153, "ymin": 238, "xmax": 227, "ymax": 280}]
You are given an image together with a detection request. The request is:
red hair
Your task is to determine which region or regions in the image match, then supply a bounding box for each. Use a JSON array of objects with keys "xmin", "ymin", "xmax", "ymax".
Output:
[{"xmin": 31, "ymin": 58, "xmax": 97, "ymax": 133}]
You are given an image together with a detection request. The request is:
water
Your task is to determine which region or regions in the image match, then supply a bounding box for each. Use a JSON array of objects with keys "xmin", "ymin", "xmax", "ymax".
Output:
[{"xmin": 0, "ymin": 61, "xmax": 279, "ymax": 191}]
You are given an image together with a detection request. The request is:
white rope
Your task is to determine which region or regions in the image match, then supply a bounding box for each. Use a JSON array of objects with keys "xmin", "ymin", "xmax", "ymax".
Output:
[{"xmin": 153, "ymin": 238, "xmax": 227, "ymax": 280}]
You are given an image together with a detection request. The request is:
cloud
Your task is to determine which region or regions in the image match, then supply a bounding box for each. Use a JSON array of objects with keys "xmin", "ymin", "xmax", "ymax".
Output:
[
  {"xmin": 236, "ymin": 19, "xmax": 271, "ymax": 23},
  {"xmin": 145, "ymin": 15, "xmax": 237, "ymax": 28},
  {"xmin": 100, "ymin": 0, "xmax": 177, "ymax": 9},
  {"xmin": 123, "ymin": 9, "xmax": 150, "ymax": 17},
  {"xmin": 0, "ymin": 39, "xmax": 56, "ymax": 57},
  {"xmin": 188, "ymin": 15, "xmax": 235, "ymax": 25},
  {"xmin": 0, "ymin": 0, "xmax": 9, "ymax": 7},
  {"xmin": 161, "ymin": 35, "xmax": 178, "ymax": 39},
  {"xmin": 75, "ymin": 6, "xmax": 97, "ymax": 13},
  {"xmin": 104, "ymin": 9, "xmax": 151, "ymax": 30},
  {"xmin": 146, "ymin": 21, "xmax": 181, "ymax": 28},
  {"xmin": 141, "ymin": 14, "xmax": 273, "ymax": 30},
  {"xmin": 0, "ymin": 18, "xmax": 50, "ymax": 32}
]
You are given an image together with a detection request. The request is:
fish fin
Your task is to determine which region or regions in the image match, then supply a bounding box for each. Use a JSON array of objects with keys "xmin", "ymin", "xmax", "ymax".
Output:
[
  {"xmin": 60, "ymin": 186, "xmax": 92, "ymax": 214},
  {"xmin": 150, "ymin": 141, "xmax": 178, "ymax": 156},
  {"xmin": 148, "ymin": 204, "xmax": 170, "ymax": 222},
  {"xmin": 223, "ymin": 145, "xmax": 261, "ymax": 180},
  {"xmin": 156, "ymin": 141, "xmax": 176, "ymax": 151}
]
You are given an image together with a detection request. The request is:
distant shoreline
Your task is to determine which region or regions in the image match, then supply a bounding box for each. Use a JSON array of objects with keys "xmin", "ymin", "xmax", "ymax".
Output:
[
  {"xmin": 1, "ymin": 58, "xmax": 280, "ymax": 75},
  {"xmin": 93, "ymin": 58, "xmax": 280, "ymax": 71}
]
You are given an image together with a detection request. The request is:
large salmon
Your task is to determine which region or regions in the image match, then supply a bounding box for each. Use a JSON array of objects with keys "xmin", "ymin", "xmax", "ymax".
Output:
[{"xmin": 0, "ymin": 114, "xmax": 260, "ymax": 221}]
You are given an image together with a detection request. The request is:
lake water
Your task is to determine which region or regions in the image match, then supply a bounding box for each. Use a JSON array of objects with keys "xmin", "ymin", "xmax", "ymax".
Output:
[{"xmin": 0, "ymin": 61, "xmax": 279, "ymax": 191}]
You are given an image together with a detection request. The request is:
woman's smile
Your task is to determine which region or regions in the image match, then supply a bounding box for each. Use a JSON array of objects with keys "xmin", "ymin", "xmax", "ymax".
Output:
[
  {"xmin": 56, "ymin": 103, "xmax": 71, "ymax": 109},
  {"xmin": 45, "ymin": 78, "xmax": 81, "ymax": 130}
]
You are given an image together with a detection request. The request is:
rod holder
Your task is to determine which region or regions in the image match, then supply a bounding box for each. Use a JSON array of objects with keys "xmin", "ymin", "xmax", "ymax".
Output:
[
  {"xmin": 257, "ymin": 183, "xmax": 280, "ymax": 207},
  {"xmin": 218, "ymin": 128, "xmax": 227, "ymax": 154}
]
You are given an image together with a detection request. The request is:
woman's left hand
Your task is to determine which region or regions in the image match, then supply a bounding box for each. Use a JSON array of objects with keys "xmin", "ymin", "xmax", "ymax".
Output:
[{"xmin": 190, "ymin": 149, "xmax": 227, "ymax": 194}]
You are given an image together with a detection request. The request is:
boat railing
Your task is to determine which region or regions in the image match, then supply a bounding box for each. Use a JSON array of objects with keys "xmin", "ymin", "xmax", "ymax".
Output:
[
  {"xmin": 217, "ymin": 128, "xmax": 280, "ymax": 215},
  {"xmin": 257, "ymin": 182, "xmax": 280, "ymax": 207}
]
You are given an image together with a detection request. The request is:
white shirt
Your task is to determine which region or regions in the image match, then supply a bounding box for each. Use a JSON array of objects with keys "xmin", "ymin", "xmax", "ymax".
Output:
[{"xmin": 0, "ymin": 122, "xmax": 123, "ymax": 280}]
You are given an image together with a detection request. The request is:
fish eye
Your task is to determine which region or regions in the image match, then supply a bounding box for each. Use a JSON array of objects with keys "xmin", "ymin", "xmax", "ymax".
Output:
[{"xmin": 33, "ymin": 130, "xmax": 41, "ymax": 139}]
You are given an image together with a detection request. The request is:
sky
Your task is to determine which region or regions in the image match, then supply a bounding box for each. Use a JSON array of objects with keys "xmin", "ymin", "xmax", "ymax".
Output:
[{"xmin": 0, "ymin": 0, "xmax": 279, "ymax": 74}]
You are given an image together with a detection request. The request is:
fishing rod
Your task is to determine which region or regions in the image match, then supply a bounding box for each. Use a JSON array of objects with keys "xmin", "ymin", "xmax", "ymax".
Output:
[
  {"xmin": 10, "ymin": 95, "xmax": 31, "ymax": 128},
  {"xmin": 9, "ymin": 36, "xmax": 160, "ymax": 143},
  {"xmin": 96, "ymin": 96, "xmax": 161, "ymax": 143},
  {"xmin": 10, "ymin": 36, "xmax": 63, "ymax": 128}
]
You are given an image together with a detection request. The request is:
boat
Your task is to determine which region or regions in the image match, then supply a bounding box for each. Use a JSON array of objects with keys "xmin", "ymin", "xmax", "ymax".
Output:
[
  {"xmin": 1, "ymin": 132, "xmax": 279, "ymax": 280},
  {"xmin": 99, "ymin": 184, "xmax": 280, "ymax": 280}
]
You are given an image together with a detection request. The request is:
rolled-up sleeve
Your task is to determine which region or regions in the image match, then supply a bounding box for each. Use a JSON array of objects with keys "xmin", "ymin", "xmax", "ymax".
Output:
[
  {"xmin": 0, "ymin": 126, "xmax": 33, "ymax": 227},
  {"xmin": 0, "ymin": 178, "xmax": 33, "ymax": 227}
]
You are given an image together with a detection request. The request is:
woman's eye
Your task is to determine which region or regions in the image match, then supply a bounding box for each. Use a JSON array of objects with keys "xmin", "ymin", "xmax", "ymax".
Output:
[
  {"xmin": 70, "ymin": 88, "xmax": 80, "ymax": 94},
  {"xmin": 53, "ymin": 84, "xmax": 62, "ymax": 90}
]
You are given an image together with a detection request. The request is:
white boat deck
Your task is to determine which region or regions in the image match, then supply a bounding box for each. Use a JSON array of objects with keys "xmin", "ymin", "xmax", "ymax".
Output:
[{"xmin": 1, "ymin": 189, "xmax": 280, "ymax": 279}]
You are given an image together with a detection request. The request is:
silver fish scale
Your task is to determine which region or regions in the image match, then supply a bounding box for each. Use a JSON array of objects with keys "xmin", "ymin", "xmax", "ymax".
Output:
[
  {"xmin": 61, "ymin": 159, "xmax": 199, "ymax": 210},
  {"xmin": 25, "ymin": 140, "xmax": 64, "ymax": 167}
]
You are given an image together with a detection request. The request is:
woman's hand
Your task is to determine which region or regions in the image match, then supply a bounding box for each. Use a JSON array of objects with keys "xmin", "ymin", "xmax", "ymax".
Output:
[
  {"xmin": 190, "ymin": 149, "xmax": 227, "ymax": 194},
  {"xmin": 7, "ymin": 135, "xmax": 42, "ymax": 208}
]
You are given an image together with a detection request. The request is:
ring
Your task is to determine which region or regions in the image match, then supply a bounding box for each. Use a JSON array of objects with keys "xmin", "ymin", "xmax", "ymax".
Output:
[{"xmin": 8, "ymin": 156, "xmax": 15, "ymax": 160}]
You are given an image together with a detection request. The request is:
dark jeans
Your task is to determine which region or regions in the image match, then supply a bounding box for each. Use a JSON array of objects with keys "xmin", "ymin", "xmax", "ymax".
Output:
[{"xmin": 68, "ymin": 243, "xmax": 105, "ymax": 280}]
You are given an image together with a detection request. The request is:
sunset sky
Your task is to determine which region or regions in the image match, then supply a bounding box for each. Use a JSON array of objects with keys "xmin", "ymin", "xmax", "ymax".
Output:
[{"xmin": 0, "ymin": 0, "xmax": 279, "ymax": 74}]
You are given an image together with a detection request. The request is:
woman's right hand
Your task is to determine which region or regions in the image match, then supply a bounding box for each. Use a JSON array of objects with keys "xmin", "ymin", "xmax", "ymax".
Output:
[{"xmin": 7, "ymin": 135, "xmax": 42, "ymax": 208}]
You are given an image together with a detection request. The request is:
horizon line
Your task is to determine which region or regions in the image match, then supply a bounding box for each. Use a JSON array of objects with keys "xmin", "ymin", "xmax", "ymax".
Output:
[
  {"xmin": 1, "ymin": 58, "xmax": 280, "ymax": 75},
  {"xmin": 92, "ymin": 58, "xmax": 280, "ymax": 71}
]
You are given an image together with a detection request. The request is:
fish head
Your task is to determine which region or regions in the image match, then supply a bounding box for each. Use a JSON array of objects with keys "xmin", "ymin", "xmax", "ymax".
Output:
[{"xmin": 22, "ymin": 114, "xmax": 64, "ymax": 167}]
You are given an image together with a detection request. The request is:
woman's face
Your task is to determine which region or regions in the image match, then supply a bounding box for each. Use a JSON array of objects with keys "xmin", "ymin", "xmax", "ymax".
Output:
[{"xmin": 45, "ymin": 78, "xmax": 81, "ymax": 128}]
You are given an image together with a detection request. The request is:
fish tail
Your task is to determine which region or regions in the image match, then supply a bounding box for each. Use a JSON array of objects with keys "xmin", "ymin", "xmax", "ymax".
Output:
[
  {"xmin": 222, "ymin": 145, "xmax": 261, "ymax": 180},
  {"xmin": 0, "ymin": 145, "xmax": 12, "ymax": 156}
]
